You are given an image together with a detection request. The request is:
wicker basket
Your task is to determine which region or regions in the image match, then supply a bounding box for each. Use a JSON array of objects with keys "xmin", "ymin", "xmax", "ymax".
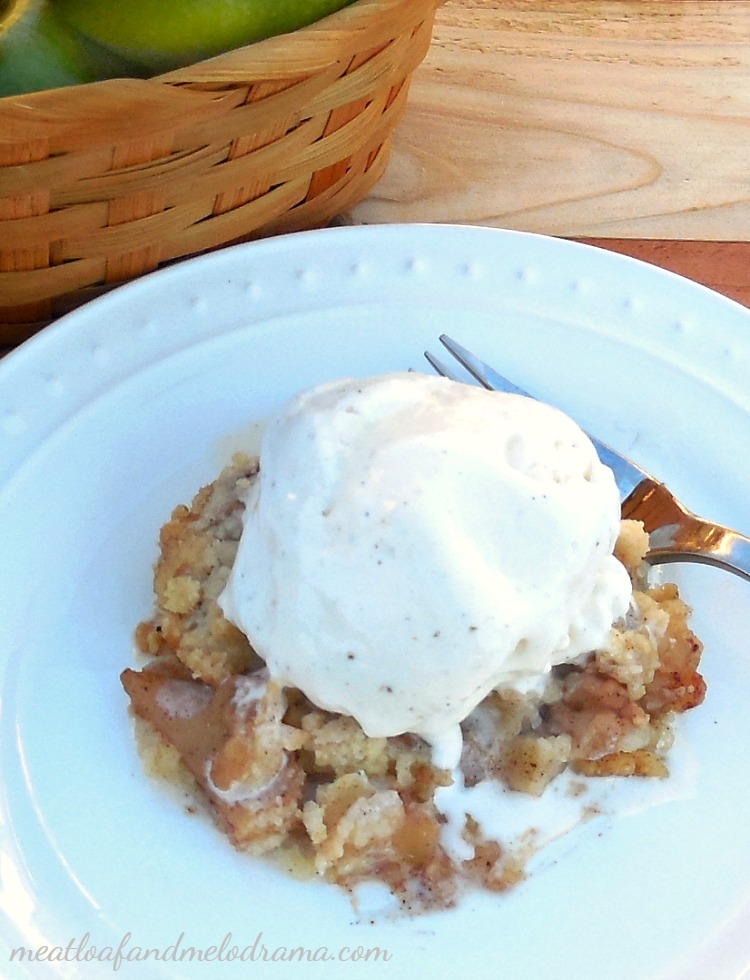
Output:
[{"xmin": 0, "ymin": 0, "xmax": 443, "ymax": 344}]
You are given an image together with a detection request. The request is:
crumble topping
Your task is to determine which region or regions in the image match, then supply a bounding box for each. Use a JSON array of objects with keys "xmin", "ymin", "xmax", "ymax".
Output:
[{"xmin": 122, "ymin": 454, "xmax": 705, "ymax": 912}]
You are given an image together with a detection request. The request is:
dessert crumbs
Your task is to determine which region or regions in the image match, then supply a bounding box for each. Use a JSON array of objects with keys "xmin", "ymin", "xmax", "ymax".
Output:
[{"xmin": 121, "ymin": 455, "xmax": 706, "ymax": 914}]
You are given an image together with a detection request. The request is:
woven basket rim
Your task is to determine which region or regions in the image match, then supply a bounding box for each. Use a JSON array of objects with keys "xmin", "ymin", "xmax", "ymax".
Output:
[
  {"xmin": 0, "ymin": 0, "xmax": 445, "ymax": 341},
  {"xmin": 0, "ymin": 0, "xmax": 444, "ymax": 121},
  {"xmin": 164, "ymin": 0, "xmax": 445, "ymax": 78}
]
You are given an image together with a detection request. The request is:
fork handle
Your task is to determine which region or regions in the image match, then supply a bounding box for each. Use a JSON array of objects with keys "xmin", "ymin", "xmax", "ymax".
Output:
[{"xmin": 647, "ymin": 518, "xmax": 750, "ymax": 582}]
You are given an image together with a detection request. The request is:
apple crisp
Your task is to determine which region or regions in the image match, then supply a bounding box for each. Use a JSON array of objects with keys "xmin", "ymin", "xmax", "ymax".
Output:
[{"xmin": 122, "ymin": 454, "xmax": 705, "ymax": 911}]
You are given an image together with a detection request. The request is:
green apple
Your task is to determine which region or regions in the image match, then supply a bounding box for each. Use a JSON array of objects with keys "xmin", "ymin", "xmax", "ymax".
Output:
[
  {"xmin": 0, "ymin": 0, "xmax": 144, "ymax": 96},
  {"xmin": 50, "ymin": 0, "xmax": 357, "ymax": 74}
]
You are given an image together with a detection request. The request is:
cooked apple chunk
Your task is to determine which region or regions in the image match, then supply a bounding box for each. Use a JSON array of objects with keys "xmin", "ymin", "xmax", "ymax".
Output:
[{"xmin": 121, "ymin": 662, "xmax": 305, "ymax": 852}]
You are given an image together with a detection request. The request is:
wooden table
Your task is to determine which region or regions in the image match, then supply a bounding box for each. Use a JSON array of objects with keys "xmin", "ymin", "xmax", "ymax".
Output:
[
  {"xmin": 346, "ymin": 0, "xmax": 750, "ymax": 308},
  {"xmin": 2, "ymin": 0, "xmax": 748, "ymax": 359}
]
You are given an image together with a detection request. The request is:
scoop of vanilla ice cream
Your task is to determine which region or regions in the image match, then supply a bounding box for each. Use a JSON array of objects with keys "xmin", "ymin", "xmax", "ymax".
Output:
[{"xmin": 219, "ymin": 372, "xmax": 631, "ymax": 760}]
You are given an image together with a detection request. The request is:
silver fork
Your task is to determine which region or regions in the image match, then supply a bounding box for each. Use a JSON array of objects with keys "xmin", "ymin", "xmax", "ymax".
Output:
[{"xmin": 426, "ymin": 334, "xmax": 750, "ymax": 582}]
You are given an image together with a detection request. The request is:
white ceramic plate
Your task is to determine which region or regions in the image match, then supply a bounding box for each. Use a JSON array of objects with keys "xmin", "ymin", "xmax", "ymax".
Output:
[{"xmin": 2, "ymin": 225, "xmax": 750, "ymax": 980}]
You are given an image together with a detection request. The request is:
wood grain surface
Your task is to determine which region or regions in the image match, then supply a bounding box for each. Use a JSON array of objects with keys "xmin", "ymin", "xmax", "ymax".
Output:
[
  {"xmin": 4, "ymin": 0, "xmax": 750, "ymax": 355},
  {"xmin": 349, "ymin": 0, "xmax": 750, "ymax": 240}
]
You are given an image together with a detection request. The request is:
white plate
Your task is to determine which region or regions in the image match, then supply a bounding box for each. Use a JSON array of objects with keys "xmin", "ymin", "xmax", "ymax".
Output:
[{"xmin": 2, "ymin": 224, "xmax": 750, "ymax": 980}]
